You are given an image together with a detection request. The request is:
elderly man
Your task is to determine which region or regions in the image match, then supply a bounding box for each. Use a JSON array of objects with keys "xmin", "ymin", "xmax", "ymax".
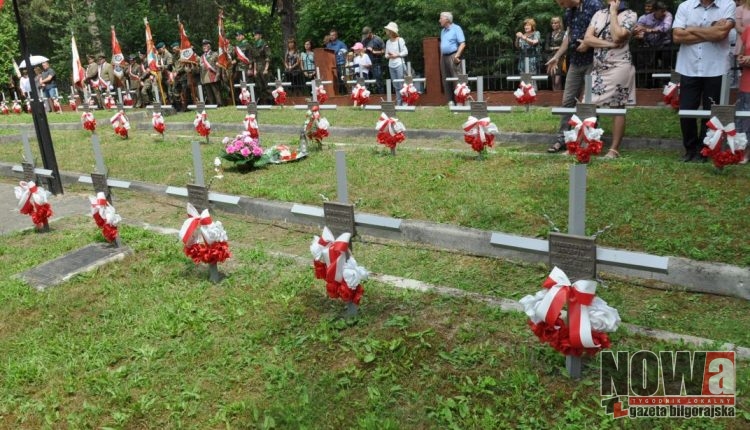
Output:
[
  {"xmin": 673, "ymin": 0, "xmax": 735, "ymax": 162},
  {"xmin": 439, "ymin": 11, "xmax": 466, "ymax": 104},
  {"xmin": 200, "ymin": 39, "xmax": 222, "ymax": 106}
]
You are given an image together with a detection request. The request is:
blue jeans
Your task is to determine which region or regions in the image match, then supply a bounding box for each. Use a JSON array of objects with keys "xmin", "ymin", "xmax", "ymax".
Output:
[
  {"xmin": 390, "ymin": 64, "xmax": 405, "ymax": 105},
  {"xmin": 43, "ymin": 85, "xmax": 58, "ymax": 99}
]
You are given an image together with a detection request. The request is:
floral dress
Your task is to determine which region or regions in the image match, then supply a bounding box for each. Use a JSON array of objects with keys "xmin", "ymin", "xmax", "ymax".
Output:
[
  {"xmin": 589, "ymin": 8, "xmax": 637, "ymax": 107},
  {"xmin": 517, "ymin": 31, "xmax": 541, "ymax": 74}
]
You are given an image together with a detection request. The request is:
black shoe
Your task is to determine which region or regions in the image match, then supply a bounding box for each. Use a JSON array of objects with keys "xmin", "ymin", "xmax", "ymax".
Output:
[
  {"xmin": 548, "ymin": 141, "xmax": 566, "ymax": 153},
  {"xmin": 681, "ymin": 152, "xmax": 695, "ymax": 162}
]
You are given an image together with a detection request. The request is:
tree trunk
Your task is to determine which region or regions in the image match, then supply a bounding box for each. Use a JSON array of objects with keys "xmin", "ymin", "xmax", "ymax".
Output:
[{"xmin": 277, "ymin": 0, "xmax": 297, "ymax": 45}]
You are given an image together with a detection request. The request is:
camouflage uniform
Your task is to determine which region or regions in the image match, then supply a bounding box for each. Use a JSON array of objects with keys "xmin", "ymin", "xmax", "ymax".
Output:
[{"xmin": 249, "ymin": 32, "xmax": 272, "ymax": 104}]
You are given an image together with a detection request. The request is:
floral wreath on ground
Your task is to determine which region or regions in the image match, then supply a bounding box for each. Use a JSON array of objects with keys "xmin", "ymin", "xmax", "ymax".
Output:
[
  {"xmin": 454, "ymin": 82, "xmax": 471, "ymax": 105},
  {"xmin": 701, "ymin": 116, "xmax": 748, "ymax": 169},
  {"xmin": 89, "ymin": 192, "xmax": 121, "ymax": 243},
  {"xmin": 179, "ymin": 203, "xmax": 231, "ymax": 265},
  {"xmin": 375, "ymin": 112, "xmax": 406, "ymax": 149},
  {"xmin": 564, "ymin": 114, "xmax": 603, "ymax": 163},
  {"xmin": 152, "ymin": 111, "xmax": 165, "ymax": 135},
  {"xmin": 304, "ymin": 105, "xmax": 330, "ymax": 148},
  {"xmin": 351, "ymin": 83, "xmax": 370, "ymax": 107},
  {"xmin": 514, "ymin": 81, "xmax": 537, "ymax": 105},
  {"xmin": 194, "ymin": 110, "xmax": 211, "ymax": 138},
  {"xmin": 663, "ymin": 81, "xmax": 679, "ymax": 110},
  {"xmin": 104, "ymin": 95, "xmax": 116, "ymax": 110},
  {"xmin": 243, "ymin": 113, "xmax": 259, "ymax": 138},
  {"xmin": 81, "ymin": 111, "xmax": 96, "ymax": 132},
  {"xmin": 220, "ymin": 131, "xmax": 270, "ymax": 171},
  {"xmin": 14, "ymin": 180, "xmax": 53, "ymax": 228},
  {"xmin": 272, "ymin": 85, "xmax": 287, "ymax": 105},
  {"xmin": 310, "ymin": 227, "xmax": 368, "ymax": 305},
  {"xmin": 110, "ymin": 110, "xmax": 130, "ymax": 139},
  {"xmin": 400, "ymin": 83, "xmax": 420, "ymax": 106},
  {"xmin": 462, "ymin": 115, "xmax": 498, "ymax": 155},
  {"xmin": 519, "ymin": 267, "xmax": 621, "ymax": 357},
  {"xmin": 265, "ymin": 144, "xmax": 306, "ymax": 163}
]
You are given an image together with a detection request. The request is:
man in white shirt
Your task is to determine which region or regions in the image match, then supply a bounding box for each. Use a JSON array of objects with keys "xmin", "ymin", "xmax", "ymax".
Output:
[{"xmin": 672, "ymin": 0, "xmax": 735, "ymax": 162}]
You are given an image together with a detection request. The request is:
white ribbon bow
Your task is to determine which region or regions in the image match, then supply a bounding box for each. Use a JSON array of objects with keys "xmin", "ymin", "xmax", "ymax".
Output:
[
  {"xmin": 376, "ymin": 112, "xmax": 405, "ymax": 135},
  {"xmin": 704, "ymin": 116, "xmax": 748, "ymax": 153},
  {"xmin": 243, "ymin": 114, "xmax": 258, "ymax": 132},
  {"xmin": 14, "ymin": 180, "xmax": 47, "ymax": 209},
  {"xmin": 462, "ymin": 116, "xmax": 498, "ymax": 143},
  {"xmin": 110, "ymin": 111, "xmax": 130, "ymax": 130}
]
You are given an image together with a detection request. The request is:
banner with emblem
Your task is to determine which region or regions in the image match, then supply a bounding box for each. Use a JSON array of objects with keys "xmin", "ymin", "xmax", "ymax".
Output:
[
  {"xmin": 111, "ymin": 26, "xmax": 124, "ymax": 67},
  {"xmin": 143, "ymin": 17, "xmax": 159, "ymax": 72},
  {"xmin": 217, "ymin": 10, "xmax": 232, "ymax": 69},
  {"xmin": 178, "ymin": 19, "xmax": 198, "ymax": 64}
]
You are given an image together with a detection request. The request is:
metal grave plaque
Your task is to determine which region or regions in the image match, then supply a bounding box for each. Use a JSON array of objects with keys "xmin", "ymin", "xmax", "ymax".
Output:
[
  {"xmin": 548, "ymin": 232, "xmax": 597, "ymax": 282},
  {"xmin": 470, "ymin": 101, "xmax": 488, "ymax": 118},
  {"xmin": 21, "ymin": 162, "xmax": 35, "ymax": 182},
  {"xmin": 457, "ymin": 74, "xmax": 468, "ymax": 85},
  {"xmin": 710, "ymin": 105, "xmax": 735, "ymax": 126},
  {"xmin": 575, "ymin": 103, "xmax": 597, "ymax": 120},
  {"xmin": 323, "ymin": 201, "xmax": 356, "ymax": 240},
  {"xmin": 91, "ymin": 172, "xmax": 110, "ymax": 198},
  {"xmin": 187, "ymin": 184, "xmax": 210, "ymax": 212},
  {"xmin": 380, "ymin": 101, "xmax": 396, "ymax": 117},
  {"xmin": 307, "ymin": 101, "xmax": 320, "ymax": 111},
  {"xmin": 246, "ymin": 101, "xmax": 258, "ymax": 116}
]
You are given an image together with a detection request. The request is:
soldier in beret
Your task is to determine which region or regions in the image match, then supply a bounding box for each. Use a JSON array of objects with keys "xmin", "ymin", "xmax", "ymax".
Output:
[{"xmin": 250, "ymin": 28, "xmax": 272, "ymax": 104}]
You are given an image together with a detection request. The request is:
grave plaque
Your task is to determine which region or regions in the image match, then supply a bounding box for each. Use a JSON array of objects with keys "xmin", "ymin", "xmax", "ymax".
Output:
[
  {"xmin": 670, "ymin": 71, "xmax": 681, "ymax": 83},
  {"xmin": 187, "ymin": 184, "xmax": 210, "ymax": 212},
  {"xmin": 404, "ymin": 75, "xmax": 413, "ymax": 85},
  {"xmin": 356, "ymin": 77, "xmax": 366, "ymax": 86},
  {"xmin": 457, "ymin": 74, "xmax": 468, "ymax": 85},
  {"xmin": 548, "ymin": 232, "xmax": 597, "ymax": 282},
  {"xmin": 323, "ymin": 201, "xmax": 356, "ymax": 240},
  {"xmin": 520, "ymin": 73, "xmax": 533, "ymax": 84},
  {"xmin": 470, "ymin": 101, "xmax": 488, "ymax": 118},
  {"xmin": 575, "ymin": 103, "xmax": 597, "ymax": 120},
  {"xmin": 21, "ymin": 162, "xmax": 35, "ymax": 182},
  {"xmin": 380, "ymin": 101, "xmax": 396, "ymax": 117},
  {"xmin": 307, "ymin": 101, "xmax": 320, "ymax": 111},
  {"xmin": 91, "ymin": 172, "xmax": 110, "ymax": 198},
  {"xmin": 711, "ymin": 104, "xmax": 735, "ymax": 126},
  {"xmin": 246, "ymin": 101, "xmax": 258, "ymax": 116}
]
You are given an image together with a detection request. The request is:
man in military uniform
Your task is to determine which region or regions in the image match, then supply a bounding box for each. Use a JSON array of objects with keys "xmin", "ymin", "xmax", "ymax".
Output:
[
  {"xmin": 232, "ymin": 31, "xmax": 251, "ymax": 103},
  {"xmin": 169, "ymin": 42, "xmax": 185, "ymax": 111},
  {"xmin": 138, "ymin": 52, "xmax": 154, "ymax": 107},
  {"xmin": 85, "ymin": 54, "xmax": 102, "ymax": 107},
  {"xmin": 250, "ymin": 29, "xmax": 271, "ymax": 104},
  {"xmin": 200, "ymin": 39, "xmax": 222, "ymax": 106},
  {"xmin": 127, "ymin": 55, "xmax": 143, "ymax": 107},
  {"xmin": 156, "ymin": 42, "xmax": 173, "ymax": 104}
]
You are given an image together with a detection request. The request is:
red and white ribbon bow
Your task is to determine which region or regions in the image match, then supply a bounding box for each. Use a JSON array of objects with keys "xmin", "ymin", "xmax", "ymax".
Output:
[
  {"xmin": 89, "ymin": 192, "xmax": 109, "ymax": 217},
  {"xmin": 52, "ymin": 99, "xmax": 62, "ymax": 113},
  {"xmin": 68, "ymin": 99, "xmax": 77, "ymax": 111},
  {"xmin": 351, "ymin": 84, "xmax": 370, "ymax": 106},
  {"xmin": 243, "ymin": 114, "xmax": 259, "ymax": 138},
  {"xmin": 12, "ymin": 100, "xmax": 21, "ymax": 114},
  {"xmin": 399, "ymin": 83, "xmax": 420, "ymax": 105},
  {"xmin": 104, "ymin": 95, "xmax": 115, "ymax": 109},
  {"xmin": 81, "ymin": 111, "xmax": 96, "ymax": 131},
  {"xmin": 705, "ymin": 116, "xmax": 748, "ymax": 153},
  {"xmin": 376, "ymin": 112, "xmax": 406, "ymax": 136},
  {"xmin": 325, "ymin": 232, "xmax": 351, "ymax": 283},
  {"xmin": 454, "ymin": 83, "xmax": 470, "ymax": 104},
  {"xmin": 513, "ymin": 81, "xmax": 537, "ymax": 104},
  {"xmin": 110, "ymin": 110, "xmax": 130, "ymax": 137},
  {"xmin": 1, "ymin": 102, "xmax": 8, "ymax": 114},
  {"xmin": 15, "ymin": 180, "xmax": 46, "ymax": 212},
  {"xmin": 194, "ymin": 110, "xmax": 211, "ymax": 136},
  {"xmin": 310, "ymin": 226, "xmax": 335, "ymax": 264},
  {"xmin": 179, "ymin": 203, "xmax": 214, "ymax": 245},
  {"xmin": 564, "ymin": 115, "xmax": 601, "ymax": 144},
  {"xmin": 123, "ymin": 93, "xmax": 133, "ymax": 106},
  {"xmin": 663, "ymin": 82, "xmax": 679, "ymax": 100},
  {"xmin": 152, "ymin": 111, "xmax": 165, "ymax": 134},
  {"xmin": 315, "ymin": 85, "xmax": 328, "ymax": 103},
  {"xmin": 462, "ymin": 116, "xmax": 497, "ymax": 143},
  {"xmin": 239, "ymin": 87, "xmax": 252, "ymax": 105},
  {"xmin": 272, "ymin": 86, "xmax": 287, "ymax": 105}
]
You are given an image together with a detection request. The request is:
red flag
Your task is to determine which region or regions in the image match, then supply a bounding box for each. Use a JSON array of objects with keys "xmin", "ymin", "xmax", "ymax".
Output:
[
  {"xmin": 217, "ymin": 10, "xmax": 231, "ymax": 69},
  {"xmin": 144, "ymin": 17, "xmax": 159, "ymax": 72},
  {"xmin": 71, "ymin": 35, "xmax": 86, "ymax": 88},
  {"xmin": 178, "ymin": 20, "xmax": 198, "ymax": 64},
  {"xmin": 111, "ymin": 26, "xmax": 124, "ymax": 66}
]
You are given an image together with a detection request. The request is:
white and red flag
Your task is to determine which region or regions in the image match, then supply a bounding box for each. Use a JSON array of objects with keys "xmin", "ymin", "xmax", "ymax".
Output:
[
  {"xmin": 71, "ymin": 35, "xmax": 86, "ymax": 88},
  {"xmin": 144, "ymin": 17, "xmax": 159, "ymax": 72},
  {"xmin": 111, "ymin": 26, "xmax": 124, "ymax": 67},
  {"xmin": 217, "ymin": 10, "xmax": 232, "ymax": 69},
  {"xmin": 178, "ymin": 19, "xmax": 198, "ymax": 64}
]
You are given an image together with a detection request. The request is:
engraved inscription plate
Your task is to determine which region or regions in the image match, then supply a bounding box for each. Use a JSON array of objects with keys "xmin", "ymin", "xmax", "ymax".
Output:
[
  {"xmin": 520, "ymin": 73, "xmax": 533, "ymax": 84},
  {"xmin": 356, "ymin": 77, "xmax": 366, "ymax": 86},
  {"xmin": 575, "ymin": 103, "xmax": 597, "ymax": 120},
  {"xmin": 196, "ymin": 101, "xmax": 205, "ymax": 111},
  {"xmin": 21, "ymin": 162, "xmax": 35, "ymax": 182},
  {"xmin": 307, "ymin": 101, "xmax": 320, "ymax": 111},
  {"xmin": 323, "ymin": 202, "xmax": 356, "ymax": 240},
  {"xmin": 404, "ymin": 75, "xmax": 413, "ymax": 85},
  {"xmin": 711, "ymin": 105, "xmax": 735, "ymax": 126},
  {"xmin": 670, "ymin": 71, "xmax": 681, "ymax": 84},
  {"xmin": 470, "ymin": 101, "xmax": 488, "ymax": 118},
  {"xmin": 457, "ymin": 74, "xmax": 468, "ymax": 85},
  {"xmin": 246, "ymin": 101, "xmax": 257, "ymax": 116},
  {"xmin": 187, "ymin": 184, "xmax": 210, "ymax": 212},
  {"xmin": 91, "ymin": 173, "xmax": 110, "ymax": 197},
  {"xmin": 381, "ymin": 101, "xmax": 396, "ymax": 117},
  {"xmin": 548, "ymin": 232, "xmax": 597, "ymax": 282}
]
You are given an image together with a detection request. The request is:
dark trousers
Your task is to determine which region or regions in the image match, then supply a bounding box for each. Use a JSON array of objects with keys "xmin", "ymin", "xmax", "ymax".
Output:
[
  {"xmin": 440, "ymin": 54, "xmax": 461, "ymax": 103},
  {"xmin": 204, "ymin": 82, "xmax": 223, "ymax": 107},
  {"xmin": 679, "ymin": 75, "xmax": 723, "ymax": 156}
]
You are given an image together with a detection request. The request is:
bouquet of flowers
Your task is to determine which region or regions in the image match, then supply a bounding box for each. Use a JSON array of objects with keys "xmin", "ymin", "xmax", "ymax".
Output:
[
  {"xmin": 701, "ymin": 116, "xmax": 748, "ymax": 168},
  {"xmin": 272, "ymin": 85, "xmax": 287, "ymax": 105},
  {"xmin": 663, "ymin": 81, "xmax": 679, "ymax": 110},
  {"xmin": 239, "ymin": 87, "xmax": 252, "ymax": 105},
  {"xmin": 179, "ymin": 203, "xmax": 231, "ymax": 265},
  {"xmin": 375, "ymin": 112, "xmax": 406, "ymax": 149},
  {"xmin": 110, "ymin": 110, "xmax": 130, "ymax": 139},
  {"xmin": 454, "ymin": 83, "xmax": 471, "ymax": 105},
  {"xmin": 220, "ymin": 131, "xmax": 270, "ymax": 171},
  {"xmin": 243, "ymin": 113, "xmax": 259, "ymax": 138},
  {"xmin": 103, "ymin": 95, "xmax": 116, "ymax": 110},
  {"xmin": 520, "ymin": 267, "xmax": 620, "ymax": 357},
  {"xmin": 81, "ymin": 111, "xmax": 96, "ymax": 132},
  {"xmin": 194, "ymin": 110, "xmax": 211, "ymax": 138},
  {"xmin": 89, "ymin": 192, "xmax": 121, "ymax": 243},
  {"xmin": 0, "ymin": 101, "xmax": 8, "ymax": 115},
  {"xmin": 564, "ymin": 115, "xmax": 603, "ymax": 163},
  {"xmin": 351, "ymin": 83, "xmax": 370, "ymax": 107},
  {"xmin": 304, "ymin": 105, "xmax": 330, "ymax": 149},
  {"xmin": 123, "ymin": 93, "xmax": 134, "ymax": 106},
  {"xmin": 462, "ymin": 115, "xmax": 498, "ymax": 155},
  {"xmin": 12, "ymin": 100, "xmax": 22, "ymax": 114},
  {"xmin": 316, "ymin": 85, "xmax": 328, "ymax": 104},
  {"xmin": 400, "ymin": 83, "xmax": 420, "ymax": 106},
  {"xmin": 14, "ymin": 180, "xmax": 53, "ymax": 229},
  {"xmin": 514, "ymin": 81, "xmax": 537, "ymax": 105},
  {"xmin": 310, "ymin": 228, "xmax": 368, "ymax": 305},
  {"xmin": 265, "ymin": 144, "xmax": 306, "ymax": 163},
  {"xmin": 152, "ymin": 111, "xmax": 165, "ymax": 136}
]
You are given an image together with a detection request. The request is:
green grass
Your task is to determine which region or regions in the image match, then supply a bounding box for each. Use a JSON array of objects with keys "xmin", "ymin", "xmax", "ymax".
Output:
[{"xmin": 0, "ymin": 202, "xmax": 747, "ymax": 428}]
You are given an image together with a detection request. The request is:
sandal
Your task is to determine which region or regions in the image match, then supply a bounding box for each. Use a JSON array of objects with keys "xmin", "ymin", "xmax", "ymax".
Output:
[
  {"xmin": 547, "ymin": 141, "xmax": 566, "ymax": 153},
  {"xmin": 603, "ymin": 149, "xmax": 620, "ymax": 159}
]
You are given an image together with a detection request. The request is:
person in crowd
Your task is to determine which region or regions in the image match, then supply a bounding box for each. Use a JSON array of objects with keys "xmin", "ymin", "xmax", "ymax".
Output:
[
  {"xmin": 325, "ymin": 29, "xmax": 348, "ymax": 94},
  {"xmin": 232, "ymin": 31, "xmax": 251, "ymax": 86},
  {"xmin": 545, "ymin": 0, "xmax": 604, "ymax": 153},
  {"xmin": 137, "ymin": 52, "xmax": 154, "ymax": 107},
  {"xmin": 583, "ymin": 0, "xmax": 637, "ymax": 159},
  {"xmin": 200, "ymin": 39, "xmax": 222, "ymax": 106},
  {"xmin": 156, "ymin": 42, "xmax": 173, "ymax": 103},
  {"xmin": 545, "ymin": 16, "xmax": 567, "ymax": 91},
  {"xmin": 19, "ymin": 68, "xmax": 30, "ymax": 100},
  {"xmin": 384, "ymin": 21, "xmax": 408, "ymax": 105},
  {"xmin": 250, "ymin": 29, "xmax": 272, "ymax": 104},
  {"xmin": 361, "ymin": 26, "xmax": 385, "ymax": 93},
  {"xmin": 439, "ymin": 11, "xmax": 466, "ymax": 105},
  {"xmin": 672, "ymin": 0, "xmax": 735, "ymax": 162},
  {"xmin": 633, "ymin": 1, "xmax": 673, "ymax": 47},
  {"xmin": 39, "ymin": 61, "xmax": 58, "ymax": 112},
  {"xmin": 301, "ymin": 39, "xmax": 316, "ymax": 80},
  {"xmin": 516, "ymin": 18, "xmax": 541, "ymax": 74},
  {"xmin": 735, "ymin": 0, "xmax": 750, "ymax": 36},
  {"xmin": 352, "ymin": 42, "xmax": 372, "ymax": 79},
  {"xmin": 128, "ymin": 55, "xmax": 144, "ymax": 107},
  {"xmin": 344, "ymin": 51, "xmax": 356, "ymax": 82},
  {"xmin": 284, "ymin": 38, "xmax": 302, "ymax": 92},
  {"xmin": 736, "ymin": 9, "xmax": 750, "ymax": 163}
]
